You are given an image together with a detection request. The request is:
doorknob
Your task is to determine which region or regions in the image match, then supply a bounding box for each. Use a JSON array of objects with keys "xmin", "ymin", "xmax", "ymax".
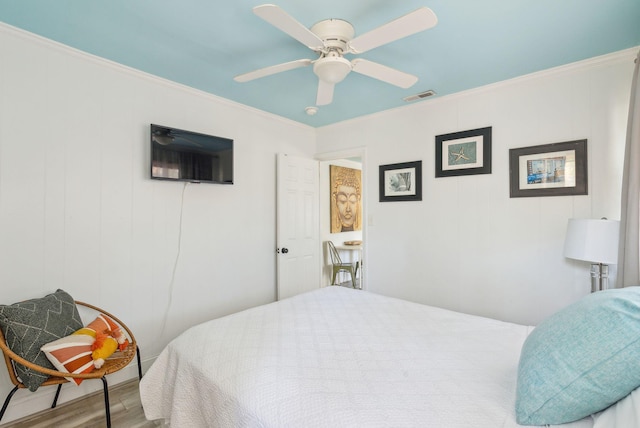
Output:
[{"xmin": 281, "ymin": 248, "xmax": 289, "ymax": 254}]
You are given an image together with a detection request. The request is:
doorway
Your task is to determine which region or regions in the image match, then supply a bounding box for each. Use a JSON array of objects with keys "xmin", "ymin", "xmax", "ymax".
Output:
[{"xmin": 317, "ymin": 148, "xmax": 367, "ymax": 289}]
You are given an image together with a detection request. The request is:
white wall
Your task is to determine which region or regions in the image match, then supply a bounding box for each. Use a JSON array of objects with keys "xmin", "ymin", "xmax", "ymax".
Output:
[
  {"xmin": 316, "ymin": 48, "xmax": 637, "ymax": 326},
  {"xmin": 0, "ymin": 24, "xmax": 316, "ymax": 423}
]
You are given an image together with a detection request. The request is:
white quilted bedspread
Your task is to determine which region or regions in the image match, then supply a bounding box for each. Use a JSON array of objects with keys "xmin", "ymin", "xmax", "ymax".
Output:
[{"xmin": 140, "ymin": 287, "xmax": 593, "ymax": 428}]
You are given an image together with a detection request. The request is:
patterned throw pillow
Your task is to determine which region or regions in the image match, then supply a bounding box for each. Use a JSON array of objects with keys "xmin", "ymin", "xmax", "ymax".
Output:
[
  {"xmin": 41, "ymin": 313, "xmax": 127, "ymax": 385},
  {"xmin": 41, "ymin": 334, "xmax": 95, "ymax": 385},
  {"xmin": 0, "ymin": 290, "xmax": 83, "ymax": 391}
]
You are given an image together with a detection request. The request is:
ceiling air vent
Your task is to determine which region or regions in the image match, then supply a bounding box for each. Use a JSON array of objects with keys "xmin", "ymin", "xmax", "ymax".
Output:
[{"xmin": 403, "ymin": 90, "xmax": 436, "ymax": 102}]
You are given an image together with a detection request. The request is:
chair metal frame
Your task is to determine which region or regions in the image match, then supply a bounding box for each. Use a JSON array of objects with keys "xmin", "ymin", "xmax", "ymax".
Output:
[
  {"xmin": 328, "ymin": 241, "xmax": 360, "ymax": 288},
  {"xmin": 0, "ymin": 301, "xmax": 142, "ymax": 427}
]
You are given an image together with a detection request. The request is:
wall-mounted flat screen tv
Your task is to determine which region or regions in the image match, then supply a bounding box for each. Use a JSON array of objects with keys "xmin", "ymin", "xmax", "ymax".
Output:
[{"xmin": 150, "ymin": 124, "xmax": 233, "ymax": 184}]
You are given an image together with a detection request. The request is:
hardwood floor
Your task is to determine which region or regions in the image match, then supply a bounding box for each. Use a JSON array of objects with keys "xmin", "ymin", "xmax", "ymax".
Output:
[{"xmin": 1, "ymin": 379, "xmax": 163, "ymax": 428}]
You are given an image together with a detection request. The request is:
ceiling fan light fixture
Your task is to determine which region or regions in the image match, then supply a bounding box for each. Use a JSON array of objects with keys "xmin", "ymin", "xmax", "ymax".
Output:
[
  {"xmin": 153, "ymin": 135, "xmax": 173, "ymax": 146},
  {"xmin": 313, "ymin": 56, "xmax": 352, "ymax": 84}
]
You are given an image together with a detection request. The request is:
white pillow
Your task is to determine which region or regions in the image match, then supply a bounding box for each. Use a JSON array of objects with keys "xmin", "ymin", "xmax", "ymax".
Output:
[{"xmin": 593, "ymin": 386, "xmax": 640, "ymax": 428}]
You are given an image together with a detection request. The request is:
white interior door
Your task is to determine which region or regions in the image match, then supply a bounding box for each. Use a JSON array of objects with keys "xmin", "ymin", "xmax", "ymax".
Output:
[{"xmin": 276, "ymin": 153, "xmax": 320, "ymax": 300}]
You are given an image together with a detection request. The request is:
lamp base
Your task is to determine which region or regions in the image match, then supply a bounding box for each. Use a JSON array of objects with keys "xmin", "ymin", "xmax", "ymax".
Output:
[{"xmin": 590, "ymin": 263, "xmax": 609, "ymax": 293}]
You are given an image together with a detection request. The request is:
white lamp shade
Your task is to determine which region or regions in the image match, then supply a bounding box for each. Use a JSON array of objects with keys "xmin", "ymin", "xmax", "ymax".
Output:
[{"xmin": 563, "ymin": 218, "xmax": 620, "ymax": 264}]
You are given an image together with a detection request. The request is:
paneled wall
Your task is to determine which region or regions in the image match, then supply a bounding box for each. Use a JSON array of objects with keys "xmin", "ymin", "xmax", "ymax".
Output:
[
  {"xmin": 0, "ymin": 24, "xmax": 315, "ymax": 423},
  {"xmin": 317, "ymin": 48, "xmax": 636, "ymax": 326}
]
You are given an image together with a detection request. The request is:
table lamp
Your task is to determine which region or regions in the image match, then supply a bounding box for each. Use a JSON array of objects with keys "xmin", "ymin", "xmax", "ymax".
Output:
[{"xmin": 563, "ymin": 218, "xmax": 620, "ymax": 292}]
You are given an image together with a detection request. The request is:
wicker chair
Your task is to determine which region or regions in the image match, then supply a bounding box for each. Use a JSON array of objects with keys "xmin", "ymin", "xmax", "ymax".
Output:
[{"xmin": 0, "ymin": 301, "xmax": 142, "ymax": 428}]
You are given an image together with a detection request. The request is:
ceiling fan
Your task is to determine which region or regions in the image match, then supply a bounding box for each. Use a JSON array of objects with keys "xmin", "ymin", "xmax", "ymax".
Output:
[{"xmin": 234, "ymin": 4, "xmax": 438, "ymax": 106}]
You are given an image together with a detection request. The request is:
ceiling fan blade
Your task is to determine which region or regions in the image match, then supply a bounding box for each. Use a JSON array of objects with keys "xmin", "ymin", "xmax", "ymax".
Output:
[
  {"xmin": 348, "ymin": 7, "xmax": 437, "ymax": 54},
  {"xmin": 316, "ymin": 79, "xmax": 335, "ymax": 106},
  {"xmin": 253, "ymin": 4, "xmax": 324, "ymax": 51},
  {"xmin": 234, "ymin": 59, "xmax": 313, "ymax": 83},
  {"xmin": 351, "ymin": 58, "xmax": 418, "ymax": 88}
]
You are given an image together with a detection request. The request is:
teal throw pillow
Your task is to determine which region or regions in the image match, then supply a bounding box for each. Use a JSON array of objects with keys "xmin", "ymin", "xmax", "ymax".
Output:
[{"xmin": 515, "ymin": 286, "xmax": 640, "ymax": 425}]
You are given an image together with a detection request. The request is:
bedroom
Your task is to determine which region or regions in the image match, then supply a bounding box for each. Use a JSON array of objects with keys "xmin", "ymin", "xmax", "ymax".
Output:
[{"xmin": 0, "ymin": 0, "xmax": 639, "ymax": 426}]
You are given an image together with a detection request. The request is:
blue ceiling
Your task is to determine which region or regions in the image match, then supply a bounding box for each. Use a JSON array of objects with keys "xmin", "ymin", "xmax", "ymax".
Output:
[{"xmin": 1, "ymin": 1, "xmax": 638, "ymax": 127}]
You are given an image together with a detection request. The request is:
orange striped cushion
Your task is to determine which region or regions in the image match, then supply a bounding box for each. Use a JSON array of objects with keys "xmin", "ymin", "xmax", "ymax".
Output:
[
  {"xmin": 41, "ymin": 334, "xmax": 95, "ymax": 385},
  {"xmin": 75, "ymin": 314, "xmax": 116, "ymax": 338}
]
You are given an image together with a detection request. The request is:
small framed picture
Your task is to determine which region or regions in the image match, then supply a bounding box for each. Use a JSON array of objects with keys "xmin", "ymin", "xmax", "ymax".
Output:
[
  {"xmin": 435, "ymin": 127, "xmax": 492, "ymax": 177},
  {"xmin": 379, "ymin": 161, "xmax": 422, "ymax": 202},
  {"xmin": 509, "ymin": 139, "xmax": 588, "ymax": 198}
]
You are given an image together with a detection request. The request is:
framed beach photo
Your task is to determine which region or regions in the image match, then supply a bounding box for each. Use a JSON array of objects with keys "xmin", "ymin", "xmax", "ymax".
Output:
[
  {"xmin": 509, "ymin": 139, "xmax": 588, "ymax": 198},
  {"xmin": 435, "ymin": 127, "xmax": 492, "ymax": 177},
  {"xmin": 379, "ymin": 161, "xmax": 422, "ymax": 202}
]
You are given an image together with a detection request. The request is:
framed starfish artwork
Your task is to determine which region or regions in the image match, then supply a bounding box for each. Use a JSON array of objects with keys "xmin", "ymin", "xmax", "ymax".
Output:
[{"xmin": 435, "ymin": 127, "xmax": 492, "ymax": 177}]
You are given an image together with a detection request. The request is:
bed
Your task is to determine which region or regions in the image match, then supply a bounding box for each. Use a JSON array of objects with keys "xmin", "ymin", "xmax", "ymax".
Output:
[{"xmin": 139, "ymin": 286, "xmax": 640, "ymax": 427}]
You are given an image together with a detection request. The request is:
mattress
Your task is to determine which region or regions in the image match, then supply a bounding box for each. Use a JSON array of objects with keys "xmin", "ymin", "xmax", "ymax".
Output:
[{"xmin": 140, "ymin": 286, "xmax": 594, "ymax": 427}]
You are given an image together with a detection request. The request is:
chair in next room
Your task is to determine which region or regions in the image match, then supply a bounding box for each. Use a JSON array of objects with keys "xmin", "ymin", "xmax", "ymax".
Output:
[{"xmin": 327, "ymin": 241, "xmax": 359, "ymax": 288}]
